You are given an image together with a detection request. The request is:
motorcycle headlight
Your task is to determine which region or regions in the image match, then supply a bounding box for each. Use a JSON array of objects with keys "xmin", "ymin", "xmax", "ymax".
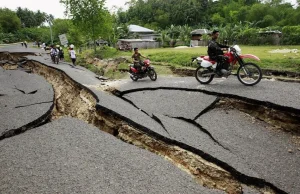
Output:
[{"xmin": 233, "ymin": 45, "xmax": 242, "ymax": 55}]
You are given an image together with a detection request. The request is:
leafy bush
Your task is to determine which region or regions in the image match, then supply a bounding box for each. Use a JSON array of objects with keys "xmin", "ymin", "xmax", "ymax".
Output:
[
  {"xmin": 93, "ymin": 46, "xmax": 119, "ymax": 59},
  {"xmin": 281, "ymin": 26, "xmax": 300, "ymax": 45}
]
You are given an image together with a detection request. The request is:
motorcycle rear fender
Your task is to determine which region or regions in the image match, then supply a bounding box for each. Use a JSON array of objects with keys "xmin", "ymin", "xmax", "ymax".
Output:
[
  {"xmin": 240, "ymin": 54, "xmax": 260, "ymax": 61},
  {"xmin": 130, "ymin": 66, "xmax": 138, "ymax": 73}
]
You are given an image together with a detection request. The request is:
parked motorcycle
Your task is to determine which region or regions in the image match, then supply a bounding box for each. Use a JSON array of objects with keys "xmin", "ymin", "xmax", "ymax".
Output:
[
  {"xmin": 194, "ymin": 45, "xmax": 262, "ymax": 86},
  {"xmin": 129, "ymin": 59, "xmax": 157, "ymax": 81}
]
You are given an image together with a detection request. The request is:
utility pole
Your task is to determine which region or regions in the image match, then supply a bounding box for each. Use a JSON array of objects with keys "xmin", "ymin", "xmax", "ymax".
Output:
[{"xmin": 45, "ymin": 14, "xmax": 54, "ymax": 45}]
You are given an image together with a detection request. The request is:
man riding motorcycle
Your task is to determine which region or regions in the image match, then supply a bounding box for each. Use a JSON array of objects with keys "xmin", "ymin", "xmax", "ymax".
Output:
[
  {"xmin": 132, "ymin": 47, "xmax": 147, "ymax": 73},
  {"xmin": 207, "ymin": 30, "xmax": 229, "ymax": 76},
  {"xmin": 50, "ymin": 45, "xmax": 59, "ymax": 61}
]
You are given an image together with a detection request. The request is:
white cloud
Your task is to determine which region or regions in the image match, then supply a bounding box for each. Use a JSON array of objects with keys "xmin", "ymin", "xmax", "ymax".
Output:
[{"xmin": 0, "ymin": 0, "xmax": 129, "ymax": 19}]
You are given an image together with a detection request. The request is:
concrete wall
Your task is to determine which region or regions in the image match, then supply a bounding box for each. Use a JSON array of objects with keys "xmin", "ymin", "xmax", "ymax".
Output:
[
  {"xmin": 131, "ymin": 41, "xmax": 160, "ymax": 49},
  {"xmin": 117, "ymin": 40, "xmax": 160, "ymax": 49},
  {"xmin": 190, "ymin": 40, "xmax": 208, "ymax": 47},
  {"xmin": 139, "ymin": 34, "xmax": 157, "ymax": 40}
]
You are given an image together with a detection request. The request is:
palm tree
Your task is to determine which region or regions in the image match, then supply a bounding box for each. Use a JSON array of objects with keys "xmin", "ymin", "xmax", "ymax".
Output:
[{"xmin": 178, "ymin": 25, "xmax": 192, "ymax": 45}]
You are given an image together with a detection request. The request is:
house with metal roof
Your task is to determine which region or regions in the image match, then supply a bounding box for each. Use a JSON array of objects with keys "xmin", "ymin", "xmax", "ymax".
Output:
[
  {"xmin": 190, "ymin": 29, "xmax": 211, "ymax": 47},
  {"xmin": 117, "ymin": 25, "xmax": 160, "ymax": 50},
  {"xmin": 128, "ymin": 25, "xmax": 159, "ymax": 40}
]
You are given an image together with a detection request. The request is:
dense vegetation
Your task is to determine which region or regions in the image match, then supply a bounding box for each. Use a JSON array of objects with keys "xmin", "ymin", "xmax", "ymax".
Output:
[{"xmin": 116, "ymin": 0, "xmax": 300, "ymax": 45}]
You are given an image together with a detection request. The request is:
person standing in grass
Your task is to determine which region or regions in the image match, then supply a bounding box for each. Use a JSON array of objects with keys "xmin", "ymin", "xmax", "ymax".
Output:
[{"xmin": 69, "ymin": 46, "xmax": 76, "ymax": 65}]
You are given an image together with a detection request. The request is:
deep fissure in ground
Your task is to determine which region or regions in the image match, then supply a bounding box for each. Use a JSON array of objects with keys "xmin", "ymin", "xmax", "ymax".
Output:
[{"xmin": 1, "ymin": 52, "xmax": 297, "ymax": 194}]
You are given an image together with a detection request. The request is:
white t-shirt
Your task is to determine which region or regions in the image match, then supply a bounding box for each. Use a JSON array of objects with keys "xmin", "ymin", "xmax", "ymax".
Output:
[
  {"xmin": 50, "ymin": 48, "xmax": 58, "ymax": 55},
  {"xmin": 69, "ymin": 50, "xmax": 76, "ymax": 59}
]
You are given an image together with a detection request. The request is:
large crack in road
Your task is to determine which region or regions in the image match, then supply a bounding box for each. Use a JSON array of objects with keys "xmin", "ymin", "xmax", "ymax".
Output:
[
  {"xmin": 22, "ymin": 60, "xmax": 242, "ymax": 194},
  {"xmin": 1, "ymin": 51, "xmax": 299, "ymax": 193}
]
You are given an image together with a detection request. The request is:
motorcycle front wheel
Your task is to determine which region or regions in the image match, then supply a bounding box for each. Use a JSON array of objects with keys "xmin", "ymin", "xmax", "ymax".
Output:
[
  {"xmin": 237, "ymin": 63, "xmax": 262, "ymax": 86},
  {"xmin": 55, "ymin": 57, "xmax": 59, "ymax": 64},
  {"xmin": 195, "ymin": 66, "xmax": 214, "ymax": 84},
  {"xmin": 130, "ymin": 74, "xmax": 138, "ymax": 81},
  {"xmin": 148, "ymin": 69, "xmax": 157, "ymax": 81}
]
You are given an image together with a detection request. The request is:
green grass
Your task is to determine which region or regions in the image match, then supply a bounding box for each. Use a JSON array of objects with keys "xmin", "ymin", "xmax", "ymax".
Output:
[
  {"xmin": 73, "ymin": 45, "xmax": 300, "ymax": 78},
  {"xmin": 138, "ymin": 45, "xmax": 300, "ymax": 72}
]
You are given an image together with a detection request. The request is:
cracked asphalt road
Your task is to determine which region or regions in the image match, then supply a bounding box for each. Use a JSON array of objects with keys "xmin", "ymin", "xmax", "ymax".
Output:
[
  {"xmin": 116, "ymin": 76, "xmax": 300, "ymax": 110},
  {"xmin": 119, "ymin": 87, "xmax": 300, "ymax": 193},
  {"xmin": 0, "ymin": 117, "xmax": 222, "ymax": 194},
  {"xmin": 0, "ymin": 66, "xmax": 53, "ymax": 139},
  {"xmin": 197, "ymin": 108, "xmax": 300, "ymax": 193},
  {"xmin": 1, "ymin": 46, "xmax": 299, "ymax": 193}
]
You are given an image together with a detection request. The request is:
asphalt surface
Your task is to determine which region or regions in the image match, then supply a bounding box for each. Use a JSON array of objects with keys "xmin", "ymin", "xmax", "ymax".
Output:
[
  {"xmin": 0, "ymin": 44, "xmax": 47, "ymax": 54},
  {"xmin": 0, "ymin": 66, "xmax": 54, "ymax": 138},
  {"xmin": 117, "ymin": 76, "xmax": 300, "ymax": 110},
  {"xmin": 123, "ymin": 90, "xmax": 217, "ymax": 119},
  {"xmin": 0, "ymin": 117, "xmax": 222, "ymax": 194},
  {"xmin": 121, "ymin": 88, "xmax": 300, "ymax": 193},
  {"xmin": 197, "ymin": 108, "xmax": 300, "ymax": 194},
  {"xmin": 1, "ymin": 45, "xmax": 299, "ymax": 193},
  {"xmin": 25, "ymin": 55, "xmax": 171, "ymax": 138}
]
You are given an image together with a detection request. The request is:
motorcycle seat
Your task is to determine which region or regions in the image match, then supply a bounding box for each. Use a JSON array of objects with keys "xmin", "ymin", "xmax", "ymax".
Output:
[{"xmin": 202, "ymin": 56, "xmax": 216, "ymax": 64}]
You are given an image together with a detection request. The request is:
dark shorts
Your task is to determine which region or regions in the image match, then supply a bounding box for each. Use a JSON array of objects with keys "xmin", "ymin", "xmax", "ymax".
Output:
[{"xmin": 71, "ymin": 58, "xmax": 76, "ymax": 64}]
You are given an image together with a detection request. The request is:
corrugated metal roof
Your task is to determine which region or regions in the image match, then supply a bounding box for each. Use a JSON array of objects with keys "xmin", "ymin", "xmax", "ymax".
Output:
[
  {"xmin": 191, "ymin": 29, "xmax": 211, "ymax": 35},
  {"xmin": 128, "ymin": 25, "xmax": 154, "ymax": 33},
  {"xmin": 259, "ymin": 30, "xmax": 282, "ymax": 34},
  {"xmin": 118, "ymin": 39, "xmax": 156, "ymax": 42}
]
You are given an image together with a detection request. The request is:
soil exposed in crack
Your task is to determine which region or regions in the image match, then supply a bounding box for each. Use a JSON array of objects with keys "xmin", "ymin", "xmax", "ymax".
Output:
[
  {"xmin": 0, "ymin": 52, "xmax": 39, "ymax": 62},
  {"xmin": 216, "ymin": 98, "xmax": 300, "ymax": 137},
  {"xmin": 117, "ymin": 87, "xmax": 300, "ymax": 135},
  {"xmin": 1, "ymin": 52, "xmax": 290, "ymax": 193},
  {"xmin": 23, "ymin": 60, "xmax": 244, "ymax": 194}
]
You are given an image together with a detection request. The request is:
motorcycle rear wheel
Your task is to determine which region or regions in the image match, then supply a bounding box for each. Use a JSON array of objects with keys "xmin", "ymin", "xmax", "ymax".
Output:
[
  {"xmin": 148, "ymin": 69, "xmax": 157, "ymax": 81},
  {"xmin": 237, "ymin": 63, "xmax": 262, "ymax": 86},
  {"xmin": 195, "ymin": 66, "xmax": 214, "ymax": 84}
]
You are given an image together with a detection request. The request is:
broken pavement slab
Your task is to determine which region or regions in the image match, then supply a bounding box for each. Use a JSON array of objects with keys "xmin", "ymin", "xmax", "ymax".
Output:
[
  {"xmin": 116, "ymin": 76, "xmax": 300, "ymax": 110},
  {"xmin": 122, "ymin": 90, "xmax": 218, "ymax": 119},
  {"xmin": 0, "ymin": 117, "xmax": 223, "ymax": 194},
  {"xmin": 24, "ymin": 55, "xmax": 171, "ymax": 138},
  {"xmin": 196, "ymin": 108, "xmax": 300, "ymax": 194},
  {"xmin": 0, "ymin": 68, "xmax": 54, "ymax": 139}
]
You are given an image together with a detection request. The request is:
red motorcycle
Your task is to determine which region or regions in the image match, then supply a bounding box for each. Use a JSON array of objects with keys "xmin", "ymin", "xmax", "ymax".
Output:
[
  {"xmin": 194, "ymin": 45, "xmax": 262, "ymax": 86},
  {"xmin": 129, "ymin": 59, "xmax": 157, "ymax": 81}
]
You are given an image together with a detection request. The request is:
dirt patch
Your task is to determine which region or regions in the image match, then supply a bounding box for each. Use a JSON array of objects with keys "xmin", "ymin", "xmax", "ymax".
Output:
[
  {"xmin": 268, "ymin": 49, "xmax": 299, "ymax": 54},
  {"xmin": 170, "ymin": 66, "xmax": 195, "ymax": 76}
]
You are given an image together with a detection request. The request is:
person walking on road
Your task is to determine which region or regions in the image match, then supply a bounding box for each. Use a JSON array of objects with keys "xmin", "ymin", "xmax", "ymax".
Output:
[
  {"xmin": 59, "ymin": 47, "xmax": 64, "ymax": 61},
  {"xmin": 69, "ymin": 46, "xmax": 76, "ymax": 66},
  {"xmin": 24, "ymin": 41, "xmax": 27, "ymax": 48}
]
